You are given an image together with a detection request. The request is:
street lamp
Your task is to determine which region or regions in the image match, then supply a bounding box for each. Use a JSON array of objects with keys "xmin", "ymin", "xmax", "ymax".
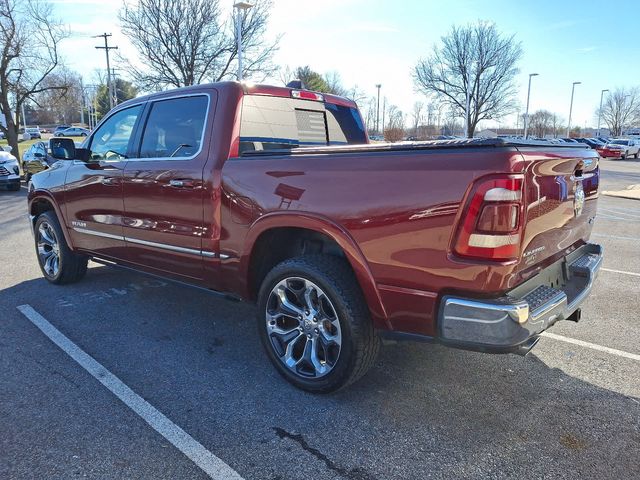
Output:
[
  {"xmin": 597, "ymin": 89, "xmax": 609, "ymax": 137},
  {"xmin": 234, "ymin": 2, "xmax": 254, "ymax": 81},
  {"xmin": 523, "ymin": 73, "xmax": 539, "ymax": 139},
  {"xmin": 566, "ymin": 81, "xmax": 581, "ymax": 137},
  {"xmin": 375, "ymin": 84, "xmax": 382, "ymax": 134}
]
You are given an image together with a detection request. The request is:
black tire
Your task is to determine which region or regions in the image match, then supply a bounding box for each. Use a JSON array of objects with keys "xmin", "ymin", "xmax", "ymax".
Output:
[
  {"xmin": 257, "ymin": 255, "xmax": 380, "ymax": 393},
  {"xmin": 34, "ymin": 211, "xmax": 88, "ymax": 284}
]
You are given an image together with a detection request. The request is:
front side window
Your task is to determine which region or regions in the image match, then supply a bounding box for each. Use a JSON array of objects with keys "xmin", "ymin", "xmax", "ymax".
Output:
[
  {"xmin": 138, "ymin": 96, "xmax": 208, "ymax": 159},
  {"xmin": 90, "ymin": 105, "xmax": 142, "ymax": 160}
]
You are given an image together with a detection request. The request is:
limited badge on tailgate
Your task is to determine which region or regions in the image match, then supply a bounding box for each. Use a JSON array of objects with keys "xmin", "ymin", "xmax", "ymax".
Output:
[{"xmin": 574, "ymin": 183, "xmax": 585, "ymax": 217}]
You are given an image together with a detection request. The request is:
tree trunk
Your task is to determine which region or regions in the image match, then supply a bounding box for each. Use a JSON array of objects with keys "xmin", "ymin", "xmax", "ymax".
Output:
[{"xmin": 0, "ymin": 95, "xmax": 20, "ymax": 163}]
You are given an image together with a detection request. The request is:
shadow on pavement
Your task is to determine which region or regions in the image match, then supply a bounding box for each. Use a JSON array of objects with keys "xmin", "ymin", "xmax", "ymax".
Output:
[{"xmin": 1, "ymin": 262, "xmax": 639, "ymax": 479}]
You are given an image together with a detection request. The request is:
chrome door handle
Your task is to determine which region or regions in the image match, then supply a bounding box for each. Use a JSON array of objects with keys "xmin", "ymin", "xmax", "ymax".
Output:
[{"xmin": 169, "ymin": 179, "xmax": 194, "ymax": 188}]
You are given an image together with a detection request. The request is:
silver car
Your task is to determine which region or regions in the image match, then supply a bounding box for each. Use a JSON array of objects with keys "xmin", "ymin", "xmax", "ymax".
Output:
[{"xmin": 54, "ymin": 127, "xmax": 90, "ymax": 138}]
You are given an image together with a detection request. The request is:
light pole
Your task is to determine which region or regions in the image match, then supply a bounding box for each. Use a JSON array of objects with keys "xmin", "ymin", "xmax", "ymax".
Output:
[
  {"xmin": 375, "ymin": 84, "xmax": 382, "ymax": 134},
  {"xmin": 597, "ymin": 89, "xmax": 609, "ymax": 137},
  {"xmin": 523, "ymin": 73, "xmax": 539, "ymax": 139},
  {"xmin": 566, "ymin": 81, "xmax": 581, "ymax": 137},
  {"xmin": 234, "ymin": 2, "xmax": 254, "ymax": 81}
]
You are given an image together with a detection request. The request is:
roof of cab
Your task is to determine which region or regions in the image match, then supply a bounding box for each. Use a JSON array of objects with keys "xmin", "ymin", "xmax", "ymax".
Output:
[{"xmin": 116, "ymin": 81, "xmax": 358, "ymax": 110}]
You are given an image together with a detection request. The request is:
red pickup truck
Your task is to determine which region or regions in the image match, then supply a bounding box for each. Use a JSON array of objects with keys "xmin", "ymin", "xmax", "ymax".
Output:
[{"xmin": 28, "ymin": 82, "xmax": 603, "ymax": 392}]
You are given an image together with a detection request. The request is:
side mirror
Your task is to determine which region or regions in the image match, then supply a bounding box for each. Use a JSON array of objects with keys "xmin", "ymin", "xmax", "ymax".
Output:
[
  {"xmin": 50, "ymin": 137, "xmax": 76, "ymax": 160},
  {"xmin": 49, "ymin": 138, "xmax": 89, "ymax": 161}
]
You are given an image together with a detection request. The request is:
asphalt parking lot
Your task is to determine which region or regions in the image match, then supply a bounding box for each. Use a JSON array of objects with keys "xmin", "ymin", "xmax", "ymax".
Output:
[{"xmin": 1, "ymin": 158, "xmax": 639, "ymax": 480}]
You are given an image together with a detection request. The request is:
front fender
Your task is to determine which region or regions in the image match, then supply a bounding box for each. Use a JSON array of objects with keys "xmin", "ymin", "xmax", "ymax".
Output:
[
  {"xmin": 27, "ymin": 187, "xmax": 74, "ymax": 250},
  {"xmin": 240, "ymin": 211, "xmax": 390, "ymax": 329}
]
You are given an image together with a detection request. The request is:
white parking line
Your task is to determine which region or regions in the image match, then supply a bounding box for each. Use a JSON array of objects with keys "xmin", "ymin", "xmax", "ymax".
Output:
[
  {"xmin": 601, "ymin": 267, "xmax": 640, "ymax": 277},
  {"xmin": 542, "ymin": 332, "xmax": 640, "ymax": 362},
  {"xmin": 16, "ymin": 304, "xmax": 244, "ymax": 480},
  {"xmin": 592, "ymin": 233, "xmax": 638, "ymax": 241}
]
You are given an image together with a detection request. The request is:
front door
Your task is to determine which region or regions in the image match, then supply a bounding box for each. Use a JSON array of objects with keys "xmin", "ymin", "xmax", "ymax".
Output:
[
  {"xmin": 121, "ymin": 93, "xmax": 213, "ymax": 281},
  {"xmin": 64, "ymin": 104, "xmax": 143, "ymax": 259}
]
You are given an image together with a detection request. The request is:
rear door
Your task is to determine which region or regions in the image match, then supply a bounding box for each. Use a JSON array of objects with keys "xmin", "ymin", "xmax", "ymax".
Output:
[{"xmin": 121, "ymin": 93, "xmax": 215, "ymax": 281}]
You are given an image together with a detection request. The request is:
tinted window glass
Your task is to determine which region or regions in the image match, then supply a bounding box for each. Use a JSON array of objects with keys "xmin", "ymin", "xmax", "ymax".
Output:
[
  {"xmin": 139, "ymin": 96, "xmax": 208, "ymax": 159},
  {"xmin": 239, "ymin": 95, "xmax": 366, "ymax": 154},
  {"xmin": 90, "ymin": 105, "xmax": 142, "ymax": 160}
]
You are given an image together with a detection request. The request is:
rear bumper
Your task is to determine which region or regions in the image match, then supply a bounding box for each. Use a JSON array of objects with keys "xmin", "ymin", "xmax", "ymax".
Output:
[{"xmin": 438, "ymin": 243, "xmax": 603, "ymax": 354}]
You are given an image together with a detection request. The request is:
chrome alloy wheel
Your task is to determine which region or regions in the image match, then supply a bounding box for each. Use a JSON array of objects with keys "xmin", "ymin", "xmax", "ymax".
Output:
[
  {"xmin": 265, "ymin": 277, "xmax": 342, "ymax": 378},
  {"xmin": 37, "ymin": 221, "xmax": 60, "ymax": 277}
]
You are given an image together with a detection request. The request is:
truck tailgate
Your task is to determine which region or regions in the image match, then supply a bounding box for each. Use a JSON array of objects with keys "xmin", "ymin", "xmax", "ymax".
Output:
[{"xmin": 518, "ymin": 146, "xmax": 599, "ymax": 270}]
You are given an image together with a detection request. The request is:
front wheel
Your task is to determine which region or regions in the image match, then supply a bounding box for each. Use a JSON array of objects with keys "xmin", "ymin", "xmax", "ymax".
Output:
[
  {"xmin": 257, "ymin": 255, "xmax": 380, "ymax": 393},
  {"xmin": 34, "ymin": 211, "xmax": 88, "ymax": 284}
]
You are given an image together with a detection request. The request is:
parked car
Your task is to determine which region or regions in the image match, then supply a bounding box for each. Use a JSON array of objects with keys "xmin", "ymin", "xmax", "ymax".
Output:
[
  {"xmin": 53, "ymin": 125, "xmax": 71, "ymax": 135},
  {"xmin": 54, "ymin": 127, "xmax": 90, "ymax": 138},
  {"xmin": 575, "ymin": 138, "xmax": 606, "ymax": 156},
  {"xmin": 0, "ymin": 131, "xmax": 5, "ymax": 140},
  {"xmin": 560, "ymin": 138, "xmax": 580, "ymax": 144},
  {"xmin": 22, "ymin": 141, "xmax": 55, "ymax": 182},
  {"xmin": 600, "ymin": 143, "xmax": 625, "ymax": 159},
  {"xmin": 29, "ymin": 82, "xmax": 603, "ymax": 392},
  {"xmin": 24, "ymin": 127, "xmax": 42, "ymax": 139},
  {"xmin": 0, "ymin": 149, "xmax": 21, "ymax": 191},
  {"xmin": 607, "ymin": 139, "xmax": 640, "ymax": 159}
]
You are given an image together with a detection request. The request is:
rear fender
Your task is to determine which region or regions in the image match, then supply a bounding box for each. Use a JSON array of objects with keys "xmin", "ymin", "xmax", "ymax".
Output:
[{"xmin": 240, "ymin": 212, "xmax": 390, "ymax": 329}]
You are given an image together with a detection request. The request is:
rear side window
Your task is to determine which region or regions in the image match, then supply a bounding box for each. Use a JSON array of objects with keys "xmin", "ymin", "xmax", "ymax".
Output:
[
  {"xmin": 239, "ymin": 95, "xmax": 366, "ymax": 155},
  {"xmin": 139, "ymin": 95, "xmax": 208, "ymax": 159}
]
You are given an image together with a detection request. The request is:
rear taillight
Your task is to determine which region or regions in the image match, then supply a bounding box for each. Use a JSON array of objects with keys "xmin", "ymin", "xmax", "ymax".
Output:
[{"xmin": 453, "ymin": 175, "xmax": 525, "ymax": 261}]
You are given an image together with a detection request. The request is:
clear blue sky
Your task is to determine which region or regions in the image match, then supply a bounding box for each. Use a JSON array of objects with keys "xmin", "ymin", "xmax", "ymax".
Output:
[{"xmin": 55, "ymin": 0, "xmax": 640, "ymax": 129}]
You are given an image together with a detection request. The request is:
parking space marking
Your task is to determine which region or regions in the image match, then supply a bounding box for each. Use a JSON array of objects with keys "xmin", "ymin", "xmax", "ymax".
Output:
[
  {"xmin": 542, "ymin": 332, "xmax": 640, "ymax": 362},
  {"xmin": 592, "ymin": 233, "xmax": 637, "ymax": 241},
  {"xmin": 16, "ymin": 304, "xmax": 244, "ymax": 480},
  {"xmin": 601, "ymin": 267, "xmax": 640, "ymax": 277}
]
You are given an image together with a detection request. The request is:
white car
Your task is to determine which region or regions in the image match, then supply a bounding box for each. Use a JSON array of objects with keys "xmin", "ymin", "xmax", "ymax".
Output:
[
  {"xmin": 0, "ymin": 150, "xmax": 21, "ymax": 191},
  {"xmin": 608, "ymin": 139, "xmax": 640, "ymax": 159},
  {"xmin": 24, "ymin": 127, "xmax": 42, "ymax": 139}
]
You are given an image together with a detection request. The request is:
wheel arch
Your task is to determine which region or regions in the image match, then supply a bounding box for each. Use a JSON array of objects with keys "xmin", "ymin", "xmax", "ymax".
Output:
[
  {"xmin": 29, "ymin": 192, "xmax": 75, "ymax": 249},
  {"xmin": 241, "ymin": 212, "xmax": 389, "ymax": 329}
]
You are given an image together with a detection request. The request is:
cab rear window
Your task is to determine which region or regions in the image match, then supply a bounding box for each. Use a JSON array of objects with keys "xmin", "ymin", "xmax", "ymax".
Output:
[{"xmin": 239, "ymin": 95, "xmax": 366, "ymax": 155}]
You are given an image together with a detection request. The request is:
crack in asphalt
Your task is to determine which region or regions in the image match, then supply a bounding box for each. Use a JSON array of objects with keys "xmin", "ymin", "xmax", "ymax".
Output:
[{"xmin": 273, "ymin": 427, "xmax": 376, "ymax": 480}]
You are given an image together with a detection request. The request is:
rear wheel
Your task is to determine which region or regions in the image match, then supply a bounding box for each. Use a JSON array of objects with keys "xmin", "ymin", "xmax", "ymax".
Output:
[
  {"xmin": 257, "ymin": 255, "xmax": 380, "ymax": 393},
  {"xmin": 35, "ymin": 211, "xmax": 88, "ymax": 284}
]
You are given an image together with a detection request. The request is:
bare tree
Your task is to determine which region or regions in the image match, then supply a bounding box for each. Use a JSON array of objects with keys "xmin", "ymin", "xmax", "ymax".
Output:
[
  {"xmin": 413, "ymin": 22, "xmax": 522, "ymax": 138},
  {"xmin": 411, "ymin": 101, "xmax": 424, "ymax": 135},
  {"xmin": 119, "ymin": 0, "xmax": 279, "ymax": 90},
  {"xmin": 598, "ymin": 87, "xmax": 640, "ymax": 137},
  {"xmin": 529, "ymin": 109, "xmax": 554, "ymax": 138},
  {"xmin": 384, "ymin": 104, "xmax": 405, "ymax": 142},
  {"xmin": 551, "ymin": 113, "xmax": 564, "ymax": 138},
  {"xmin": 0, "ymin": 0, "xmax": 69, "ymax": 160}
]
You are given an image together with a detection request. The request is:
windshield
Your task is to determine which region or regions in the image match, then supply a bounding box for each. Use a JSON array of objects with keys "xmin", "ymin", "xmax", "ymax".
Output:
[
  {"xmin": 239, "ymin": 95, "xmax": 366, "ymax": 155},
  {"xmin": 611, "ymin": 140, "xmax": 628, "ymax": 145}
]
